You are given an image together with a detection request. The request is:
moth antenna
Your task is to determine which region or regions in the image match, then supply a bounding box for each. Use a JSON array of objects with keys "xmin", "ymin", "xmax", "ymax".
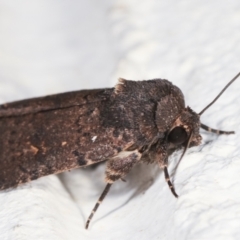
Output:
[
  {"xmin": 85, "ymin": 183, "xmax": 112, "ymax": 229},
  {"xmin": 175, "ymin": 130, "xmax": 193, "ymax": 173},
  {"xmin": 199, "ymin": 72, "xmax": 240, "ymax": 116}
]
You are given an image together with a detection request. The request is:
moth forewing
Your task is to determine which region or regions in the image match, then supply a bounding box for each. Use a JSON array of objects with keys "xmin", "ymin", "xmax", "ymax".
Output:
[{"xmin": 0, "ymin": 88, "xmax": 127, "ymax": 189}]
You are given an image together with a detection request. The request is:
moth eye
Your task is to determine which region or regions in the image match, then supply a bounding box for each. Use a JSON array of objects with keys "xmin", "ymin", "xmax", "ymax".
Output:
[{"xmin": 168, "ymin": 127, "xmax": 188, "ymax": 145}]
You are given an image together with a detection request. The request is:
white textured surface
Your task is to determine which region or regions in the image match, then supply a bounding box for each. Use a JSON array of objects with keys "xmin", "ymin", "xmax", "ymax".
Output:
[{"xmin": 0, "ymin": 1, "xmax": 240, "ymax": 239}]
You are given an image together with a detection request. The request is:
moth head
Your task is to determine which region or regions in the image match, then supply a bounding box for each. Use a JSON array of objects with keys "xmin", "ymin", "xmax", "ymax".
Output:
[{"xmin": 167, "ymin": 106, "xmax": 202, "ymax": 150}]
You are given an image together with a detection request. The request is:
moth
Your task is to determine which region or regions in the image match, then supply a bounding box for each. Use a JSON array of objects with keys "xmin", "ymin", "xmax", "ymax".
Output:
[{"xmin": 0, "ymin": 73, "xmax": 239, "ymax": 229}]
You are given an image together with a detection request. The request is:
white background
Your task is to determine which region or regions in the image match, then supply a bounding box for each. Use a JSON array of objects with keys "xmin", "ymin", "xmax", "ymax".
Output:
[{"xmin": 0, "ymin": 1, "xmax": 240, "ymax": 239}]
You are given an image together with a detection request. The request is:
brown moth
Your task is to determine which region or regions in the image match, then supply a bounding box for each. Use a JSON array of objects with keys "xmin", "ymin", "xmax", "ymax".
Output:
[{"xmin": 0, "ymin": 73, "xmax": 239, "ymax": 229}]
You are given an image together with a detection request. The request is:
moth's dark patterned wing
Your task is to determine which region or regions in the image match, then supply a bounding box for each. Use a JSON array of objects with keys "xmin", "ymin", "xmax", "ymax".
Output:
[{"xmin": 0, "ymin": 88, "xmax": 134, "ymax": 190}]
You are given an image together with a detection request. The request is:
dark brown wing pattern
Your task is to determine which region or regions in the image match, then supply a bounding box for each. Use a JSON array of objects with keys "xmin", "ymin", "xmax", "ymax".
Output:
[{"xmin": 0, "ymin": 88, "xmax": 123, "ymax": 189}]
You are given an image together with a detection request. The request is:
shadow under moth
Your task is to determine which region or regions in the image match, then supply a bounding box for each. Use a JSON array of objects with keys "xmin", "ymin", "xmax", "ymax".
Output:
[{"xmin": 0, "ymin": 73, "xmax": 239, "ymax": 229}]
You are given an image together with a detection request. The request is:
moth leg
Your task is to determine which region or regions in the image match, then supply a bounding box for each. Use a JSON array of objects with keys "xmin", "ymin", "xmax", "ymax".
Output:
[
  {"xmin": 85, "ymin": 150, "xmax": 141, "ymax": 229},
  {"xmin": 201, "ymin": 123, "xmax": 234, "ymax": 135},
  {"xmin": 85, "ymin": 183, "xmax": 112, "ymax": 229},
  {"xmin": 154, "ymin": 143, "xmax": 178, "ymax": 198},
  {"xmin": 105, "ymin": 150, "xmax": 142, "ymax": 183},
  {"xmin": 163, "ymin": 162, "xmax": 178, "ymax": 198}
]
